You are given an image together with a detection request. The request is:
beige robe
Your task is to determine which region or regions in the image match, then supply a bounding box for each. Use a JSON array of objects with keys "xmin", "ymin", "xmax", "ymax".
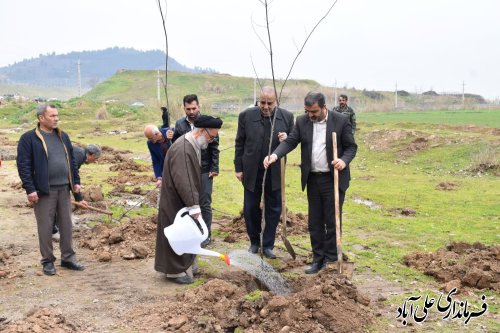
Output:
[{"xmin": 154, "ymin": 134, "xmax": 201, "ymax": 274}]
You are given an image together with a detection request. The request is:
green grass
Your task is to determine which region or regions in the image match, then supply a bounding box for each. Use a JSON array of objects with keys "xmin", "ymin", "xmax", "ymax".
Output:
[
  {"xmin": 359, "ymin": 109, "xmax": 500, "ymax": 128},
  {"xmin": 1, "ymin": 98, "xmax": 499, "ymax": 332}
]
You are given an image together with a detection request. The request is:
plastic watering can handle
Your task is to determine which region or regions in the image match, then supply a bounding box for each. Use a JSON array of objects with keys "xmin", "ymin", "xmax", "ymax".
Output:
[{"xmin": 182, "ymin": 210, "xmax": 209, "ymax": 239}]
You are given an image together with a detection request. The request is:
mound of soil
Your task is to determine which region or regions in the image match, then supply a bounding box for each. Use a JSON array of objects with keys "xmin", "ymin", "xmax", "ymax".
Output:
[
  {"xmin": 219, "ymin": 211, "xmax": 308, "ymax": 243},
  {"xmin": 404, "ymin": 242, "xmax": 500, "ymax": 291},
  {"xmin": 436, "ymin": 181, "xmax": 458, "ymax": 191},
  {"xmin": 125, "ymin": 269, "xmax": 372, "ymax": 332},
  {"xmin": 109, "ymin": 160, "xmax": 150, "ymax": 172},
  {"xmin": 82, "ymin": 186, "xmax": 104, "ymax": 202},
  {"xmin": 107, "ymin": 170, "xmax": 154, "ymax": 185},
  {"xmin": 0, "ymin": 244, "xmax": 25, "ymax": 279},
  {"xmin": 0, "ymin": 307, "xmax": 94, "ymax": 333},
  {"xmin": 78, "ymin": 215, "xmax": 157, "ymax": 261}
]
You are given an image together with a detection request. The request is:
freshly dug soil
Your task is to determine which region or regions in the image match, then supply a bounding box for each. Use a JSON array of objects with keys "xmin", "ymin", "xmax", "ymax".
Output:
[
  {"xmin": 0, "ymin": 307, "xmax": 94, "ymax": 332},
  {"xmin": 404, "ymin": 242, "xmax": 500, "ymax": 291},
  {"xmin": 77, "ymin": 215, "xmax": 157, "ymax": 261},
  {"xmin": 0, "ymin": 244, "xmax": 25, "ymax": 279},
  {"xmin": 219, "ymin": 211, "xmax": 308, "ymax": 243},
  {"xmin": 124, "ymin": 268, "xmax": 372, "ymax": 333}
]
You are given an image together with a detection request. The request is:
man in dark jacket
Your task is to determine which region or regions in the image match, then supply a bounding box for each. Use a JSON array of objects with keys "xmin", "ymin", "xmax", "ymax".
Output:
[
  {"xmin": 333, "ymin": 94, "xmax": 356, "ymax": 135},
  {"xmin": 264, "ymin": 91, "xmax": 357, "ymax": 273},
  {"xmin": 172, "ymin": 94, "xmax": 219, "ymax": 247},
  {"xmin": 234, "ymin": 87, "xmax": 294, "ymax": 258},
  {"xmin": 17, "ymin": 104, "xmax": 85, "ymax": 276}
]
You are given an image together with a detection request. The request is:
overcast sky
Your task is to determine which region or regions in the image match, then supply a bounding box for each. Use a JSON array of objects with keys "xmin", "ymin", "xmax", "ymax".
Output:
[{"xmin": 1, "ymin": 0, "xmax": 499, "ymax": 99}]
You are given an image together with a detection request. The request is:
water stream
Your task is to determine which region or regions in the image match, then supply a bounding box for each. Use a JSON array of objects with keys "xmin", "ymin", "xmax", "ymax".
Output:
[{"xmin": 228, "ymin": 249, "xmax": 290, "ymax": 295}]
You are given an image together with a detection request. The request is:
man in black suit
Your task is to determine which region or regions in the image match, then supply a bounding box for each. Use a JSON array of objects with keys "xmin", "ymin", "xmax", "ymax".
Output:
[
  {"xmin": 234, "ymin": 86, "xmax": 294, "ymax": 259},
  {"xmin": 264, "ymin": 91, "xmax": 357, "ymax": 273}
]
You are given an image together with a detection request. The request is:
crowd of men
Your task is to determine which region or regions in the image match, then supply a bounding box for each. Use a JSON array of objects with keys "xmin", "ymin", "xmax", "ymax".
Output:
[{"xmin": 17, "ymin": 90, "xmax": 357, "ymax": 284}]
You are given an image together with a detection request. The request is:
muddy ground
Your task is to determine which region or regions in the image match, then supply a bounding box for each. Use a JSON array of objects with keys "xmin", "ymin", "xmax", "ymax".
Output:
[
  {"xmin": 404, "ymin": 242, "xmax": 500, "ymax": 292},
  {"xmin": 0, "ymin": 142, "xmax": 496, "ymax": 332}
]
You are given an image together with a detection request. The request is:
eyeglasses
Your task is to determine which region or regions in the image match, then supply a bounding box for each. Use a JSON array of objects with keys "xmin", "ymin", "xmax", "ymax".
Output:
[{"xmin": 204, "ymin": 128, "xmax": 217, "ymax": 141}]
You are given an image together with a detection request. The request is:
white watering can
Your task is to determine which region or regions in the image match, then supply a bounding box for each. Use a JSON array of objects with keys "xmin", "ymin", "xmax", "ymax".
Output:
[{"xmin": 164, "ymin": 207, "xmax": 230, "ymax": 265}]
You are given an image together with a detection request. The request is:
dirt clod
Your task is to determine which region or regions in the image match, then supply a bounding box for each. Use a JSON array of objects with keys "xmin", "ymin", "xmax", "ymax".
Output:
[{"xmin": 404, "ymin": 242, "xmax": 500, "ymax": 290}]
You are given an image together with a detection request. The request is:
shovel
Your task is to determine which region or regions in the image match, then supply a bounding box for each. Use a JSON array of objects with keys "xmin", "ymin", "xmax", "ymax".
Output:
[
  {"xmin": 72, "ymin": 201, "xmax": 113, "ymax": 216},
  {"xmin": 280, "ymin": 158, "xmax": 296, "ymax": 259},
  {"xmin": 332, "ymin": 132, "xmax": 343, "ymax": 274}
]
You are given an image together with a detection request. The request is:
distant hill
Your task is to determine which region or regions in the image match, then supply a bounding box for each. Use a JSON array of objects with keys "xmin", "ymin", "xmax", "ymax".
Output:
[{"xmin": 0, "ymin": 47, "xmax": 216, "ymax": 89}]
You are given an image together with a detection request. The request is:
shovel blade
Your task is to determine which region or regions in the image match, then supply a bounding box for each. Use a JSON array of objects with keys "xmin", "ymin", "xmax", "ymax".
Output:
[
  {"xmin": 327, "ymin": 261, "xmax": 354, "ymax": 279},
  {"xmin": 282, "ymin": 236, "xmax": 296, "ymax": 260}
]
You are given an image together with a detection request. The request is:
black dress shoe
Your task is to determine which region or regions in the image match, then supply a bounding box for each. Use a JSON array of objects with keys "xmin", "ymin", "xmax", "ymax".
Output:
[
  {"xmin": 263, "ymin": 248, "xmax": 277, "ymax": 259},
  {"xmin": 168, "ymin": 275, "xmax": 194, "ymax": 285},
  {"xmin": 42, "ymin": 262, "xmax": 56, "ymax": 276},
  {"xmin": 61, "ymin": 260, "xmax": 85, "ymax": 271},
  {"xmin": 248, "ymin": 244, "xmax": 260, "ymax": 254},
  {"xmin": 305, "ymin": 261, "xmax": 325, "ymax": 274},
  {"xmin": 201, "ymin": 237, "xmax": 211, "ymax": 248}
]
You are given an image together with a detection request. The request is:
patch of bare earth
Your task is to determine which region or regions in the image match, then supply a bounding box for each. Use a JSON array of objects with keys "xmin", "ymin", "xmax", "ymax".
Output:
[
  {"xmin": 0, "ymin": 308, "xmax": 94, "ymax": 333},
  {"xmin": 219, "ymin": 211, "xmax": 308, "ymax": 244},
  {"xmin": 404, "ymin": 242, "xmax": 500, "ymax": 291},
  {"xmin": 436, "ymin": 181, "xmax": 458, "ymax": 191},
  {"xmin": 124, "ymin": 269, "xmax": 372, "ymax": 333},
  {"xmin": 77, "ymin": 215, "xmax": 157, "ymax": 262},
  {"xmin": 0, "ymin": 244, "xmax": 25, "ymax": 279}
]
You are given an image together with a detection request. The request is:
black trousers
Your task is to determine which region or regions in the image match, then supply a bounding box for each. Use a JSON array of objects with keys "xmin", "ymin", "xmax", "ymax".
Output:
[
  {"xmin": 306, "ymin": 173, "xmax": 345, "ymax": 263},
  {"xmin": 243, "ymin": 168, "xmax": 281, "ymax": 250}
]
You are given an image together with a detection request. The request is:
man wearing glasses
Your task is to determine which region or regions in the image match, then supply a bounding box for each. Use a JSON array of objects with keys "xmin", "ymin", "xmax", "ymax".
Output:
[
  {"xmin": 234, "ymin": 87, "xmax": 294, "ymax": 259},
  {"xmin": 155, "ymin": 115, "xmax": 223, "ymax": 284},
  {"xmin": 172, "ymin": 94, "xmax": 219, "ymax": 247},
  {"xmin": 263, "ymin": 91, "xmax": 357, "ymax": 274}
]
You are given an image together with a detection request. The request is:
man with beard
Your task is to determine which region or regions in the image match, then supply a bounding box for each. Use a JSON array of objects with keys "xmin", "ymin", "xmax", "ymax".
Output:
[
  {"xmin": 155, "ymin": 115, "xmax": 223, "ymax": 284},
  {"xmin": 264, "ymin": 91, "xmax": 357, "ymax": 274},
  {"xmin": 234, "ymin": 86, "xmax": 294, "ymax": 258},
  {"xmin": 333, "ymin": 94, "xmax": 356, "ymax": 135},
  {"xmin": 172, "ymin": 94, "xmax": 219, "ymax": 247}
]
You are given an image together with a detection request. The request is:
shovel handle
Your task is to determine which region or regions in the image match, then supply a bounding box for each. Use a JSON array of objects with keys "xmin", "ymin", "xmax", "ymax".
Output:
[
  {"xmin": 332, "ymin": 132, "xmax": 343, "ymax": 273},
  {"xmin": 72, "ymin": 201, "xmax": 113, "ymax": 215},
  {"xmin": 280, "ymin": 158, "xmax": 287, "ymax": 236}
]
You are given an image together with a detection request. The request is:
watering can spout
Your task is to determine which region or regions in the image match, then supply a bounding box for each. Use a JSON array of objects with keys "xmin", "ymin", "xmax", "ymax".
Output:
[{"xmin": 164, "ymin": 207, "xmax": 230, "ymax": 265}]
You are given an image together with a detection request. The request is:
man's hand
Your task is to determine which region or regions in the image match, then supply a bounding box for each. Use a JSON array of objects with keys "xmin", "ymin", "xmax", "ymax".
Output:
[
  {"xmin": 235, "ymin": 172, "xmax": 244, "ymax": 182},
  {"xmin": 277, "ymin": 132, "xmax": 287, "ymax": 142},
  {"xmin": 209, "ymin": 171, "xmax": 219, "ymax": 178},
  {"xmin": 263, "ymin": 154, "xmax": 278, "ymax": 169},
  {"xmin": 332, "ymin": 158, "xmax": 346, "ymax": 170},
  {"xmin": 74, "ymin": 184, "xmax": 81, "ymax": 193},
  {"xmin": 166, "ymin": 129, "xmax": 174, "ymax": 140},
  {"xmin": 190, "ymin": 212, "xmax": 201, "ymax": 220},
  {"xmin": 78, "ymin": 200, "xmax": 89, "ymax": 209},
  {"xmin": 156, "ymin": 178, "xmax": 162, "ymax": 188},
  {"xmin": 27, "ymin": 192, "xmax": 39, "ymax": 204}
]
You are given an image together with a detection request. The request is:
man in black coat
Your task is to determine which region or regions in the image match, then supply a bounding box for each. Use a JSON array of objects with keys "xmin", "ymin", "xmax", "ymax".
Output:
[
  {"xmin": 172, "ymin": 94, "xmax": 219, "ymax": 247},
  {"xmin": 234, "ymin": 87, "xmax": 294, "ymax": 258},
  {"xmin": 264, "ymin": 91, "xmax": 357, "ymax": 273}
]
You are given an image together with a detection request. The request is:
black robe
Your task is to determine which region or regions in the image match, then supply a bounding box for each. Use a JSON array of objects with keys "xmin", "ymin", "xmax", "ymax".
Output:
[{"xmin": 154, "ymin": 136, "xmax": 200, "ymax": 274}]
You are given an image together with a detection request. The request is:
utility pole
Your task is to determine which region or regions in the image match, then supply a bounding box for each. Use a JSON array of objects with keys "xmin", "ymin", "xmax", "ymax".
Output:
[
  {"xmin": 395, "ymin": 82, "xmax": 398, "ymax": 109},
  {"xmin": 157, "ymin": 70, "xmax": 161, "ymax": 103},
  {"xmin": 462, "ymin": 81, "xmax": 466, "ymax": 110},
  {"xmin": 77, "ymin": 59, "xmax": 81, "ymax": 97}
]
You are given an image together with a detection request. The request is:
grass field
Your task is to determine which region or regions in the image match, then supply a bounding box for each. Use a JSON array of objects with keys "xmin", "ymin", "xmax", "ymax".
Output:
[{"xmin": 1, "ymin": 101, "xmax": 498, "ymax": 331}]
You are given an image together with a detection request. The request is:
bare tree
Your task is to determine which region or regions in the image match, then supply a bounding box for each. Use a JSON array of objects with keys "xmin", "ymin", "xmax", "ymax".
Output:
[
  {"xmin": 255, "ymin": 0, "xmax": 339, "ymax": 256},
  {"xmin": 156, "ymin": 0, "xmax": 170, "ymax": 115}
]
